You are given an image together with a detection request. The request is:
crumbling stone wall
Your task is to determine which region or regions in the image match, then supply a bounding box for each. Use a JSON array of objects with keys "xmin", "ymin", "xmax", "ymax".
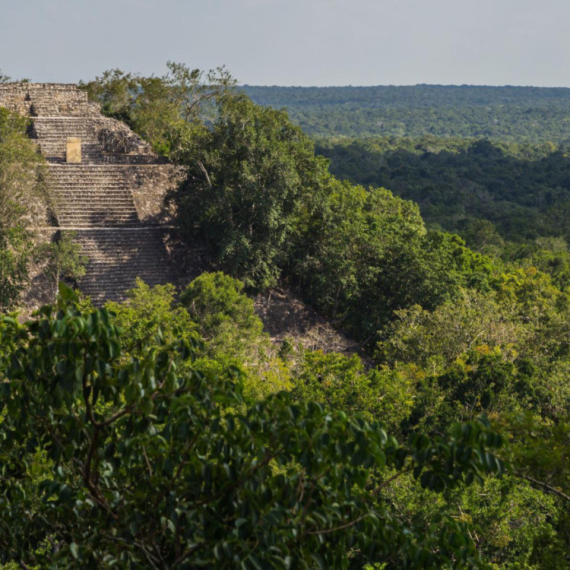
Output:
[
  {"xmin": 95, "ymin": 117, "xmax": 154, "ymax": 156},
  {"xmin": 129, "ymin": 164, "xmax": 186, "ymax": 223},
  {"xmin": 0, "ymin": 83, "xmax": 100, "ymax": 117}
]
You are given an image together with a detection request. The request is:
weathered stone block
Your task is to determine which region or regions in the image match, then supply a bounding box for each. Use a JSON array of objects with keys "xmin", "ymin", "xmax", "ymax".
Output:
[{"xmin": 66, "ymin": 137, "xmax": 81, "ymax": 163}]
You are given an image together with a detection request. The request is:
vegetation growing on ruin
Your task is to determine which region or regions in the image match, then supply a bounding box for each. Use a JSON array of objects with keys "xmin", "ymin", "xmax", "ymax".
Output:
[
  {"xmin": 0, "ymin": 109, "xmax": 86, "ymax": 310},
  {"xmin": 0, "ymin": 108, "xmax": 46, "ymax": 310}
]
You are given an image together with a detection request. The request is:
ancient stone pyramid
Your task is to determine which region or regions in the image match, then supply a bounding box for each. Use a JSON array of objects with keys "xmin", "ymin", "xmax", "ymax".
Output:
[{"xmin": 0, "ymin": 83, "xmax": 182, "ymax": 305}]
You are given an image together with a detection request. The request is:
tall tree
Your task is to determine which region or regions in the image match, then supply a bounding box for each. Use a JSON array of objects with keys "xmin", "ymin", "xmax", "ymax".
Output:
[
  {"xmin": 80, "ymin": 62, "xmax": 236, "ymax": 154},
  {"xmin": 172, "ymin": 94, "xmax": 331, "ymax": 289}
]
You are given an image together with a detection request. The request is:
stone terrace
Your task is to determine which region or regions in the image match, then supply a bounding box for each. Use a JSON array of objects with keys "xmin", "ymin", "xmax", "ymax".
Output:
[{"xmin": 0, "ymin": 83, "xmax": 182, "ymax": 304}]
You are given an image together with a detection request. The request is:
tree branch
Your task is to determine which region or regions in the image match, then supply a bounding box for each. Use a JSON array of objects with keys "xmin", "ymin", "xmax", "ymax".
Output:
[
  {"xmin": 372, "ymin": 467, "xmax": 413, "ymax": 495},
  {"xmin": 518, "ymin": 473, "xmax": 570, "ymax": 503},
  {"xmin": 305, "ymin": 512, "xmax": 372, "ymax": 536},
  {"xmin": 198, "ymin": 161, "xmax": 213, "ymax": 189}
]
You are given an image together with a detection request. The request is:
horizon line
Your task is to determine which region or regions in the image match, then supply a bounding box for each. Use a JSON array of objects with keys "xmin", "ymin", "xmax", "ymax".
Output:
[{"xmin": 239, "ymin": 83, "xmax": 570, "ymax": 90}]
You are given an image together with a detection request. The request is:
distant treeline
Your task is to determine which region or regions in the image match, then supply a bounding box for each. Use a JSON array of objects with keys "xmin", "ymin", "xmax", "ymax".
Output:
[{"xmin": 242, "ymin": 85, "xmax": 570, "ymax": 142}]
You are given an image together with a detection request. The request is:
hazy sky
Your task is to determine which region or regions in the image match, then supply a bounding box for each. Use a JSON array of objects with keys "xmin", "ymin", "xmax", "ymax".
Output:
[{"xmin": 1, "ymin": 0, "xmax": 569, "ymax": 86}]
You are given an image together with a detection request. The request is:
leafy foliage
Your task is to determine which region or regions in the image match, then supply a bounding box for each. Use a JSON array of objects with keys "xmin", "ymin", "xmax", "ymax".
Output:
[
  {"xmin": 34, "ymin": 231, "xmax": 88, "ymax": 298},
  {"xmin": 0, "ymin": 107, "xmax": 47, "ymax": 311},
  {"xmin": 0, "ymin": 287, "xmax": 507, "ymax": 568},
  {"xmin": 106, "ymin": 277, "xmax": 197, "ymax": 350},
  {"xmin": 80, "ymin": 62, "xmax": 236, "ymax": 155},
  {"xmin": 180, "ymin": 271, "xmax": 267, "ymax": 362},
  {"xmin": 376, "ymin": 290, "xmax": 525, "ymax": 371},
  {"xmin": 172, "ymin": 95, "xmax": 331, "ymax": 289},
  {"xmin": 0, "ymin": 228, "xmax": 31, "ymax": 312},
  {"xmin": 292, "ymin": 179, "xmax": 494, "ymax": 345}
]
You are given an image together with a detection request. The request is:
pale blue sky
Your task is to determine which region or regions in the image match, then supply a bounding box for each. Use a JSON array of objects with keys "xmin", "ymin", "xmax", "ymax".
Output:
[{"xmin": 1, "ymin": 0, "xmax": 569, "ymax": 86}]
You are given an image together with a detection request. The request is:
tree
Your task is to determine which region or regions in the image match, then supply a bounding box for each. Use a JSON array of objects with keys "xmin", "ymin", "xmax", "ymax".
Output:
[
  {"xmin": 0, "ymin": 107, "xmax": 47, "ymax": 311},
  {"xmin": 294, "ymin": 178, "xmax": 495, "ymax": 346},
  {"xmin": 0, "ymin": 286, "xmax": 506, "ymax": 568},
  {"xmin": 106, "ymin": 278, "xmax": 197, "ymax": 352},
  {"xmin": 0, "ymin": 108, "xmax": 47, "ymax": 231},
  {"xmin": 290, "ymin": 351, "xmax": 418, "ymax": 437},
  {"xmin": 383, "ymin": 471, "xmax": 562, "ymax": 569},
  {"xmin": 493, "ymin": 413, "xmax": 570, "ymax": 565},
  {"xmin": 291, "ymin": 351, "xmax": 373, "ymax": 417},
  {"xmin": 292, "ymin": 181, "xmax": 425, "ymax": 323},
  {"xmin": 180, "ymin": 271, "xmax": 268, "ymax": 362},
  {"xmin": 172, "ymin": 95, "xmax": 332, "ymax": 290},
  {"xmin": 0, "ymin": 227, "xmax": 31, "ymax": 312},
  {"xmin": 34, "ymin": 231, "xmax": 88, "ymax": 298},
  {"xmin": 377, "ymin": 289, "xmax": 525, "ymax": 372},
  {"xmin": 80, "ymin": 63, "xmax": 236, "ymax": 154}
]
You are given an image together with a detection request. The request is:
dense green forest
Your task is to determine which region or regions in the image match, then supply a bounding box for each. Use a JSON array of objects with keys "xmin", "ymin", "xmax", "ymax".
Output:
[
  {"xmin": 316, "ymin": 136, "xmax": 570, "ymax": 242},
  {"xmin": 1, "ymin": 68, "xmax": 570, "ymax": 568},
  {"xmin": 243, "ymin": 85, "xmax": 570, "ymax": 142}
]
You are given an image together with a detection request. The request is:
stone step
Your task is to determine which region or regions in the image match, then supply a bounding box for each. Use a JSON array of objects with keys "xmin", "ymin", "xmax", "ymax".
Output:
[
  {"xmin": 51, "ymin": 188, "xmax": 134, "ymax": 193},
  {"xmin": 55, "ymin": 202, "xmax": 135, "ymax": 207},
  {"xmin": 49, "ymin": 175, "xmax": 133, "ymax": 183},
  {"xmin": 56, "ymin": 214, "xmax": 139, "ymax": 220},
  {"xmin": 56, "ymin": 210, "xmax": 136, "ymax": 214},
  {"xmin": 49, "ymin": 164, "xmax": 161, "ymax": 171},
  {"xmin": 56, "ymin": 207, "xmax": 136, "ymax": 211},
  {"xmin": 51, "ymin": 184, "xmax": 134, "ymax": 190},
  {"xmin": 70, "ymin": 229, "xmax": 175, "ymax": 303},
  {"xmin": 51, "ymin": 189, "xmax": 132, "ymax": 194},
  {"xmin": 50, "ymin": 181, "xmax": 132, "ymax": 186},
  {"xmin": 52, "ymin": 193, "xmax": 133, "ymax": 197},
  {"xmin": 55, "ymin": 205, "xmax": 136, "ymax": 209},
  {"xmin": 54, "ymin": 196, "xmax": 135, "ymax": 202},
  {"xmin": 55, "ymin": 210, "xmax": 139, "ymax": 225},
  {"xmin": 55, "ymin": 200, "xmax": 135, "ymax": 205}
]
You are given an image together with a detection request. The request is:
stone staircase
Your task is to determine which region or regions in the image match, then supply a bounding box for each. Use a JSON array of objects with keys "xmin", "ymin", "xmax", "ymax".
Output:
[
  {"xmin": 70, "ymin": 229, "xmax": 175, "ymax": 305},
  {"xmin": 0, "ymin": 83, "xmax": 179, "ymax": 304},
  {"xmin": 49, "ymin": 165, "xmax": 140, "ymax": 227}
]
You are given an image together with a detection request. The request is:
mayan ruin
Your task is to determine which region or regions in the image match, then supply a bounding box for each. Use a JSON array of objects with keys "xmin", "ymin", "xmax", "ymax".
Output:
[{"xmin": 0, "ymin": 82, "xmax": 181, "ymax": 304}]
